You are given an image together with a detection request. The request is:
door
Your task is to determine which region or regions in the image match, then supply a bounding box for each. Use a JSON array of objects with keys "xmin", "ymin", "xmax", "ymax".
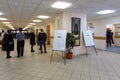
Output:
[{"xmin": 46, "ymin": 25, "xmax": 50, "ymax": 45}]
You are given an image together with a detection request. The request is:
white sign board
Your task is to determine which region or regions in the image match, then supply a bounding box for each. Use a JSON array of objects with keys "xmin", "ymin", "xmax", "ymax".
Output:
[
  {"xmin": 52, "ymin": 30, "xmax": 67, "ymax": 51},
  {"xmin": 83, "ymin": 30, "xmax": 95, "ymax": 47}
]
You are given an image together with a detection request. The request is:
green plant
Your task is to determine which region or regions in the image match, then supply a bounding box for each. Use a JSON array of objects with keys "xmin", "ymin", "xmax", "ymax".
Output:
[{"xmin": 66, "ymin": 32, "xmax": 76, "ymax": 53}]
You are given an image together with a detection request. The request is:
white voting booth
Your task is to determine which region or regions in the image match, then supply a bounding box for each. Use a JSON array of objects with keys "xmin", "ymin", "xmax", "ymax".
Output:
[
  {"xmin": 83, "ymin": 30, "xmax": 97, "ymax": 55},
  {"xmin": 50, "ymin": 30, "xmax": 67, "ymax": 65}
]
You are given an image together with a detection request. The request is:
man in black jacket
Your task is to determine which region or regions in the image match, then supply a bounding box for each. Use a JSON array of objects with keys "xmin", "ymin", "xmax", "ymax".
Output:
[{"xmin": 38, "ymin": 29, "xmax": 47, "ymax": 53}]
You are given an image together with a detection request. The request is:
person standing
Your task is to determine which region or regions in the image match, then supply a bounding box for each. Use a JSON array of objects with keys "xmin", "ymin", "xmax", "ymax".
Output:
[
  {"xmin": 110, "ymin": 30, "xmax": 114, "ymax": 44},
  {"xmin": 2, "ymin": 30, "xmax": 14, "ymax": 58},
  {"xmin": 1, "ymin": 30, "xmax": 5, "ymax": 40},
  {"xmin": 16, "ymin": 28, "xmax": 25, "ymax": 57},
  {"xmin": 1, "ymin": 30, "xmax": 5, "ymax": 47},
  {"xmin": 106, "ymin": 28, "xmax": 112, "ymax": 46},
  {"xmin": 29, "ymin": 32, "xmax": 35, "ymax": 52},
  {"xmin": 38, "ymin": 29, "xmax": 47, "ymax": 53}
]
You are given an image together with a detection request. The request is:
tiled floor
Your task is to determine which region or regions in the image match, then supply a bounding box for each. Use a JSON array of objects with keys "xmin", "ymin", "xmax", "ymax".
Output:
[{"xmin": 0, "ymin": 40, "xmax": 120, "ymax": 80}]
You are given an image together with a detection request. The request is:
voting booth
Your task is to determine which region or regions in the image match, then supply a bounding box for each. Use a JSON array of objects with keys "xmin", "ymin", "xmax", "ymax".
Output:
[
  {"xmin": 50, "ymin": 30, "xmax": 67, "ymax": 65},
  {"xmin": 83, "ymin": 30, "xmax": 97, "ymax": 55}
]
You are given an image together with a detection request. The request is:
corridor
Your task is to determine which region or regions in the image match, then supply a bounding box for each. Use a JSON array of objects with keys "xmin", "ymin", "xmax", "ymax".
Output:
[{"xmin": 0, "ymin": 40, "xmax": 120, "ymax": 80}]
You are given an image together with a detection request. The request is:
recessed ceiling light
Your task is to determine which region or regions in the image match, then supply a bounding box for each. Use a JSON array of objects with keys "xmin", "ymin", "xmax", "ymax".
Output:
[
  {"xmin": 0, "ymin": 12, "xmax": 3, "ymax": 15},
  {"xmin": 0, "ymin": 18, "xmax": 7, "ymax": 20},
  {"xmin": 38, "ymin": 15, "xmax": 49, "ymax": 19},
  {"xmin": 32, "ymin": 20, "xmax": 41, "ymax": 22},
  {"xmin": 97, "ymin": 10, "xmax": 115, "ymax": 14},
  {"xmin": 29, "ymin": 23, "xmax": 36, "ymax": 25},
  {"xmin": 51, "ymin": 1, "xmax": 71, "ymax": 9},
  {"xmin": 2, "ymin": 22, "xmax": 10, "ymax": 24}
]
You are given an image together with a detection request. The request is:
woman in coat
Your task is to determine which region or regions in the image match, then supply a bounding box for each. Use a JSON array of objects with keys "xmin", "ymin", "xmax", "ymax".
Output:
[
  {"xmin": 2, "ymin": 30, "xmax": 14, "ymax": 58},
  {"xmin": 29, "ymin": 32, "xmax": 35, "ymax": 52}
]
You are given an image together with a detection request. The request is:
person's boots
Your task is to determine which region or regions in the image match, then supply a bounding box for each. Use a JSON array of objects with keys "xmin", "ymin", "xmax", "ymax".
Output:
[{"xmin": 31, "ymin": 49, "xmax": 35, "ymax": 52}]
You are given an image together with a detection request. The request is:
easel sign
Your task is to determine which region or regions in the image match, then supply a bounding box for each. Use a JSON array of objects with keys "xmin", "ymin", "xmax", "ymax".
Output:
[
  {"xmin": 83, "ymin": 30, "xmax": 97, "ymax": 55},
  {"xmin": 83, "ymin": 30, "xmax": 94, "ymax": 47},
  {"xmin": 52, "ymin": 30, "xmax": 67, "ymax": 51},
  {"xmin": 50, "ymin": 30, "xmax": 67, "ymax": 65}
]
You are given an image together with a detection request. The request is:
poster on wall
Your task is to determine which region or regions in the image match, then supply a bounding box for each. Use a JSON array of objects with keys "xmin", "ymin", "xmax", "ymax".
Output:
[
  {"xmin": 56, "ymin": 16, "xmax": 61, "ymax": 29},
  {"xmin": 88, "ymin": 23, "xmax": 94, "ymax": 34},
  {"xmin": 71, "ymin": 17, "xmax": 81, "ymax": 46}
]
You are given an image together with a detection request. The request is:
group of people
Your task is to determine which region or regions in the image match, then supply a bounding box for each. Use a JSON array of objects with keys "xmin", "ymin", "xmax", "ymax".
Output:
[
  {"xmin": 1, "ymin": 28, "xmax": 47, "ymax": 59},
  {"xmin": 106, "ymin": 28, "xmax": 114, "ymax": 46}
]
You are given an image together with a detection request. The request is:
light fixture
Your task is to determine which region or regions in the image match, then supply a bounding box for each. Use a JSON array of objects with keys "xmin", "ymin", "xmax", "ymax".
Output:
[
  {"xmin": 2, "ymin": 22, "xmax": 10, "ymax": 24},
  {"xmin": 32, "ymin": 20, "xmax": 41, "ymax": 22},
  {"xmin": 97, "ymin": 10, "xmax": 115, "ymax": 14},
  {"xmin": 29, "ymin": 23, "xmax": 36, "ymax": 25},
  {"xmin": 38, "ymin": 15, "xmax": 49, "ymax": 19},
  {"xmin": 0, "ymin": 18, "xmax": 7, "ymax": 20},
  {"xmin": 5, "ymin": 23, "xmax": 14, "ymax": 30},
  {"xmin": 0, "ymin": 12, "xmax": 3, "ymax": 15},
  {"xmin": 51, "ymin": 1, "xmax": 71, "ymax": 9}
]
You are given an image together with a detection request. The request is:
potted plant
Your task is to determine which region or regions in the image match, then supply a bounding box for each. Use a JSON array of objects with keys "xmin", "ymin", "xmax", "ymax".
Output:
[{"xmin": 66, "ymin": 32, "xmax": 76, "ymax": 59}]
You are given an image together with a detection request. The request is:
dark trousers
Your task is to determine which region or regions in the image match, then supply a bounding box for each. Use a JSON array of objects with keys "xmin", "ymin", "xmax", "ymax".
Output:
[
  {"xmin": 31, "ymin": 45, "xmax": 34, "ymax": 51},
  {"xmin": 6, "ymin": 50, "xmax": 10, "ymax": 58},
  {"xmin": 17, "ymin": 40, "xmax": 24, "ymax": 57},
  {"xmin": 39, "ymin": 40, "xmax": 46, "ymax": 53},
  {"xmin": 106, "ymin": 38, "xmax": 111, "ymax": 46},
  {"xmin": 111, "ymin": 38, "xmax": 114, "ymax": 44}
]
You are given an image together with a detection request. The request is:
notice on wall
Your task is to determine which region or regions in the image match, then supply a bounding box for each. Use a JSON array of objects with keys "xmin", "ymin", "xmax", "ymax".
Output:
[
  {"xmin": 52, "ymin": 30, "xmax": 67, "ymax": 51},
  {"xmin": 83, "ymin": 30, "xmax": 95, "ymax": 47}
]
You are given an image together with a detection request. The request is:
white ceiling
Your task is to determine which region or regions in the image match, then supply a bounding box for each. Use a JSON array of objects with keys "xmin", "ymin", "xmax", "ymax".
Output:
[{"xmin": 0, "ymin": 0, "xmax": 120, "ymax": 29}]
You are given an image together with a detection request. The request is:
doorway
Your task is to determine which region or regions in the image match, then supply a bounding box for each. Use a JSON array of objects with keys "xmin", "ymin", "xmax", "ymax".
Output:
[
  {"xmin": 106, "ymin": 24, "xmax": 120, "ymax": 53},
  {"xmin": 46, "ymin": 25, "xmax": 50, "ymax": 45}
]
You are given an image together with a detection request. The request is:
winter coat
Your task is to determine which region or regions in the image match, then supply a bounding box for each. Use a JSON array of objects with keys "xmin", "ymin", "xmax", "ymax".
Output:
[
  {"xmin": 29, "ymin": 32, "xmax": 35, "ymax": 45},
  {"xmin": 2, "ymin": 33, "xmax": 14, "ymax": 51},
  {"xmin": 38, "ymin": 32, "xmax": 47, "ymax": 41}
]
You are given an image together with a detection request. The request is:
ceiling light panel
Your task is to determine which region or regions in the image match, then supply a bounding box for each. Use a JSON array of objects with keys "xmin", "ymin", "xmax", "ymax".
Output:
[
  {"xmin": 97, "ymin": 10, "xmax": 115, "ymax": 14},
  {"xmin": 2, "ymin": 22, "xmax": 10, "ymax": 24},
  {"xmin": 51, "ymin": 1, "xmax": 71, "ymax": 9},
  {"xmin": 38, "ymin": 15, "xmax": 49, "ymax": 19},
  {"xmin": 32, "ymin": 20, "xmax": 41, "ymax": 22},
  {"xmin": 0, "ymin": 12, "xmax": 3, "ymax": 15},
  {"xmin": 0, "ymin": 18, "xmax": 7, "ymax": 20},
  {"xmin": 29, "ymin": 23, "xmax": 36, "ymax": 25}
]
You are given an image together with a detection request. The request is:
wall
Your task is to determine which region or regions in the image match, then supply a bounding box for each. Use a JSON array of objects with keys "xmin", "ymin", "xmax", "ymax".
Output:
[
  {"xmin": 37, "ymin": 12, "xmax": 87, "ymax": 55},
  {"xmin": 88, "ymin": 16, "xmax": 120, "ymax": 50},
  {"xmin": 46, "ymin": 21, "xmax": 55, "ymax": 37},
  {"xmin": 62, "ymin": 12, "xmax": 87, "ymax": 55},
  {"xmin": 55, "ymin": 13, "xmax": 63, "ymax": 30}
]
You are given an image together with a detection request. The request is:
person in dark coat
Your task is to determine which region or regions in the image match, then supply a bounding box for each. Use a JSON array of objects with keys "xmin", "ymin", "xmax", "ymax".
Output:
[
  {"xmin": 29, "ymin": 32, "xmax": 35, "ymax": 52},
  {"xmin": 2, "ymin": 30, "xmax": 14, "ymax": 58},
  {"xmin": 38, "ymin": 29, "xmax": 47, "ymax": 53},
  {"xmin": 106, "ymin": 28, "xmax": 112, "ymax": 46},
  {"xmin": 110, "ymin": 30, "xmax": 114, "ymax": 44}
]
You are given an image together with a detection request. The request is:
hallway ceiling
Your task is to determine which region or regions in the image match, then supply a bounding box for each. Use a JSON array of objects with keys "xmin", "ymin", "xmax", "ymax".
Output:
[{"xmin": 0, "ymin": 0, "xmax": 120, "ymax": 29}]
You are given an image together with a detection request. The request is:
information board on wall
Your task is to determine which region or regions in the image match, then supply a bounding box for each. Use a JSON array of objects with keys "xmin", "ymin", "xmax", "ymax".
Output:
[
  {"xmin": 52, "ymin": 30, "xmax": 67, "ymax": 51},
  {"xmin": 83, "ymin": 30, "xmax": 95, "ymax": 47}
]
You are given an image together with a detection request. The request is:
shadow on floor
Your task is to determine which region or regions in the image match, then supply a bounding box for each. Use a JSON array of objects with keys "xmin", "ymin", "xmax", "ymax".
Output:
[{"xmin": 106, "ymin": 45, "xmax": 120, "ymax": 53}]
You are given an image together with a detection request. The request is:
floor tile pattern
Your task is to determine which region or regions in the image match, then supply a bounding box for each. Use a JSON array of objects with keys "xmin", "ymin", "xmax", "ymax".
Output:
[{"xmin": 0, "ymin": 40, "xmax": 120, "ymax": 80}]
